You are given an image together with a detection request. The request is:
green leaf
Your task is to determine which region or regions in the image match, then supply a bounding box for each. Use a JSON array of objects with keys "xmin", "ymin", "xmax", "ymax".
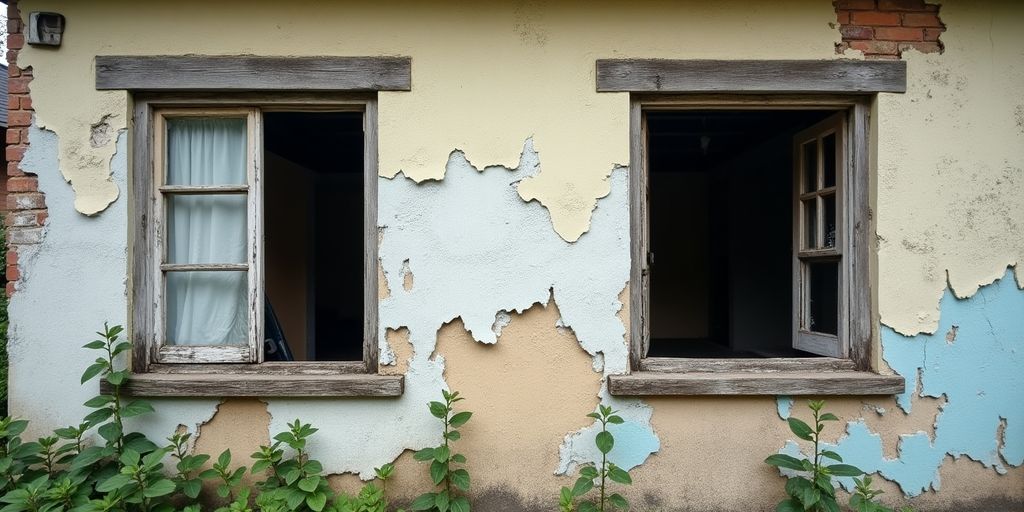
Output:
[
  {"xmin": 434, "ymin": 445, "xmax": 451, "ymax": 463},
  {"xmin": 765, "ymin": 454, "xmax": 807, "ymax": 471},
  {"xmin": 606, "ymin": 415, "xmax": 624, "ymax": 425},
  {"xmin": 83, "ymin": 395, "xmax": 115, "ymax": 408},
  {"xmin": 578, "ymin": 502, "xmax": 599, "ymax": 512},
  {"xmin": 96, "ymin": 474, "xmax": 133, "ymax": 493},
  {"xmin": 119, "ymin": 448, "xmax": 141, "ymax": 467},
  {"xmin": 434, "ymin": 490, "xmax": 450, "ymax": 512},
  {"xmin": 801, "ymin": 486, "xmax": 821, "ymax": 509},
  {"xmin": 284, "ymin": 467, "xmax": 301, "ymax": 485},
  {"xmin": 106, "ymin": 370, "xmax": 129, "ymax": 386},
  {"xmin": 827, "ymin": 464, "xmax": 865, "ymax": 477},
  {"xmin": 123, "ymin": 433, "xmax": 159, "ymax": 454},
  {"xmin": 429, "ymin": 401, "xmax": 448, "ymax": 419},
  {"xmin": 143, "ymin": 478, "xmax": 176, "ymax": 498},
  {"xmin": 596, "ymin": 431, "xmax": 614, "ymax": 454},
  {"xmin": 607, "ymin": 465, "xmax": 632, "ymax": 485},
  {"xmin": 83, "ymin": 340, "xmax": 107, "ymax": 350},
  {"xmin": 449, "ymin": 411, "xmax": 472, "ymax": 428},
  {"xmin": 579, "ymin": 466, "xmax": 599, "ymax": 480},
  {"xmin": 819, "ymin": 413, "xmax": 840, "ymax": 422},
  {"xmin": 821, "ymin": 450, "xmax": 843, "ymax": 462},
  {"xmin": 409, "ymin": 493, "xmax": 436, "ymax": 511},
  {"xmin": 198, "ymin": 469, "xmax": 220, "ymax": 480},
  {"xmin": 413, "ymin": 447, "xmax": 435, "ymax": 461},
  {"xmin": 451, "ymin": 468, "xmax": 470, "ymax": 491},
  {"xmin": 306, "ymin": 491, "xmax": 328, "ymax": 512},
  {"xmin": 82, "ymin": 407, "xmax": 114, "ymax": 426},
  {"xmin": 122, "ymin": 400, "xmax": 156, "ymax": 418},
  {"xmin": 97, "ymin": 422, "xmax": 122, "ymax": 443},
  {"xmin": 450, "ymin": 496, "xmax": 470, "ymax": 512},
  {"xmin": 785, "ymin": 477, "xmax": 812, "ymax": 498},
  {"xmin": 821, "ymin": 495, "xmax": 841, "ymax": 512},
  {"xmin": 217, "ymin": 449, "xmax": 232, "ymax": 468},
  {"xmin": 787, "ymin": 418, "xmax": 815, "ymax": 441},
  {"xmin": 775, "ymin": 498, "xmax": 803, "ymax": 512},
  {"xmin": 572, "ymin": 476, "xmax": 593, "ymax": 497},
  {"xmin": 181, "ymin": 478, "xmax": 202, "ymax": 499},
  {"xmin": 452, "ymin": 453, "xmax": 467, "ymax": 464},
  {"xmin": 217, "ymin": 483, "xmax": 231, "ymax": 498},
  {"xmin": 298, "ymin": 475, "xmax": 321, "ymax": 492},
  {"xmin": 70, "ymin": 446, "xmax": 105, "ymax": 471},
  {"xmin": 80, "ymin": 363, "xmax": 108, "ymax": 384},
  {"xmin": 608, "ymin": 493, "xmax": 629, "ymax": 510},
  {"xmin": 430, "ymin": 460, "xmax": 448, "ymax": 485},
  {"xmin": 446, "ymin": 430, "xmax": 462, "ymax": 441}
]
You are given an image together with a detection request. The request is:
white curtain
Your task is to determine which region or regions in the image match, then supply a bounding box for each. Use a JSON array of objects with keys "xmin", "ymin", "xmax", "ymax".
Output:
[{"xmin": 165, "ymin": 118, "xmax": 249, "ymax": 346}]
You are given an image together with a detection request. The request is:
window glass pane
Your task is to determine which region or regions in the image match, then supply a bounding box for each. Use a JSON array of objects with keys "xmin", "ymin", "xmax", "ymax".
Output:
[
  {"xmin": 166, "ymin": 271, "xmax": 248, "ymax": 345},
  {"xmin": 807, "ymin": 261, "xmax": 839, "ymax": 335},
  {"xmin": 803, "ymin": 198, "xmax": 817, "ymax": 249},
  {"xmin": 823, "ymin": 132, "xmax": 837, "ymax": 189},
  {"xmin": 166, "ymin": 117, "xmax": 247, "ymax": 186},
  {"xmin": 823, "ymin": 194, "xmax": 837, "ymax": 249},
  {"xmin": 166, "ymin": 195, "xmax": 247, "ymax": 264},
  {"xmin": 802, "ymin": 140, "xmax": 817, "ymax": 193}
]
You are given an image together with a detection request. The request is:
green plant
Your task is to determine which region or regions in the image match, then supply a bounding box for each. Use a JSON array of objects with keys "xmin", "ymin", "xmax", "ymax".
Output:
[
  {"xmin": 765, "ymin": 400, "xmax": 864, "ymax": 512},
  {"xmin": 849, "ymin": 476, "xmax": 914, "ymax": 512},
  {"xmin": 166, "ymin": 431, "xmax": 209, "ymax": 500},
  {"xmin": 200, "ymin": 450, "xmax": 247, "ymax": 502},
  {"xmin": 558, "ymin": 405, "xmax": 631, "ymax": 512},
  {"xmin": 251, "ymin": 420, "xmax": 331, "ymax": 511},
  {"xmin": 411, "ymin": 390, "xmax": 472, "ymax": 512}
]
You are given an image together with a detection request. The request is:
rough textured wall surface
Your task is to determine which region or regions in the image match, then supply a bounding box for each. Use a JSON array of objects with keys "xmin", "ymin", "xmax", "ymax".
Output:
[{"xmin": 6, "ymin": 0, "xmax": 1023, "ymax": 511}]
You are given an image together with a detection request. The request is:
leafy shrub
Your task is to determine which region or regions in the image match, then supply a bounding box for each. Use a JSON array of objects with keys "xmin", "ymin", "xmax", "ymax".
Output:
[
  {"xmin": 558, "ymin": 405, "xmax": 632, "ymax": 512},
  {"xmin": 410, "ymin": 390, "xmax": 471, "ymax": 512},
  {"xmin": 765, "ymin": 400, "xmax": 914, "ymax": 512}
]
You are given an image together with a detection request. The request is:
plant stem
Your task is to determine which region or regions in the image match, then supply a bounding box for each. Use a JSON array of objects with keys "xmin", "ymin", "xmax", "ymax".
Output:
[
  {"xmin": 104, "ymin": 328, "xmax": 125, "ymax": 455},
  {"xmin": 600, "ymin": 417, "xmax": 607, "ymax": 512},
  {"xmin": 444, "ymin": 399, "xmax": 452, "ymax": 498}
]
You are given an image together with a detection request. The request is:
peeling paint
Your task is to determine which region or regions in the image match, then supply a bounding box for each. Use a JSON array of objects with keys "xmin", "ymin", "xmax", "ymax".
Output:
[
  {"xmin": 776, "ymin": 396, "xmax": 794, "ymax": 420},
  {"xmin": 780, "ymin": 270, "xmax": 1023, "ymax": 496}
]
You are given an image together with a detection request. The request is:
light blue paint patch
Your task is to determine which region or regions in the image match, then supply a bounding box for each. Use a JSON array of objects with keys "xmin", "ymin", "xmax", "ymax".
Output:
[
  {"xmin": 777, "ymin": 396, "xmax": 794, "ymax": 419},
  {"xmin": 776, "ymin": 270, "xmax": 1024, "ymax": 496},
  {"xmin": 565, "ymin": 420, "xmax": 661, "ymax": 472}
]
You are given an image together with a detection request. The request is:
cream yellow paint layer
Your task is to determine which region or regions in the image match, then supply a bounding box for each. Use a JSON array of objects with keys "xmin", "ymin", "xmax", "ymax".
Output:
[
  {"xmin": 871, "ymin": 0, "xmax": 1024, "ymax": 334},
  {"xmin": 19, "ymin": 0, "xmax": 838, "ymax": 237}
]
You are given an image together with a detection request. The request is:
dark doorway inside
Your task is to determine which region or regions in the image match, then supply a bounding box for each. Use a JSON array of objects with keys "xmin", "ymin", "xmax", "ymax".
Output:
[
  {"xmin": 646, "ymin": 110, "xmax": 836, "ymax": 358},
  {"xmin": 264, "ymin": 111, "xmax": 364, "ymax": 361}
]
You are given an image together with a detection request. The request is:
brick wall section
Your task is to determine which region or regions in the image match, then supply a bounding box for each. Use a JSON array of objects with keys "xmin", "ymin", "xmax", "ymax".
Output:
[
  {"xmin": 5, "ymin": 0, "xmax": 46, "ymax": 297},
  {"xmin": 834, "ymin": 0, "xmax": 946, "ymax": 59}
]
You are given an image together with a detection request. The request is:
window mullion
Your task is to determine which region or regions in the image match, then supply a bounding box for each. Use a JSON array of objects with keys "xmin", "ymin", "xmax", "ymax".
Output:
[{"xmin": 248, "ymin": 108, "xmax": 265, "ymax": 364}]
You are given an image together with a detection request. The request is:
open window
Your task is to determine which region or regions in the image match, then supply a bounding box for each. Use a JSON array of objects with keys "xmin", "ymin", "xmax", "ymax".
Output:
[
  {"xmin": 611, "ymin": 96, "xmax": 903, "ymax": 396},
  {"xmin": 126, "ymin": 94, "xmax": 400, "ymax": 397}
]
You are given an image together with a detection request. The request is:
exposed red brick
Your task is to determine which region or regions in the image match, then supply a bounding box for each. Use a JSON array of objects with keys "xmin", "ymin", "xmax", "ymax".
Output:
[
  {"xmin": 5, "ymin": 146, "xmax": 26, "ymax": 163},
  {"xmin": 6, "ymin": 129, "xmax": 20, "ymax": 145},
  {"xmin": 19, "ymin": 96, "xmax": 33, "ymax": 110},
  {"xmin": 840, "ymin": 25, "xmax": 875, "ymax": 40},
  {"xmin": 6, "ymin": 265, "xmax": 19, "ymax": 282},
  {"xmin": 878, "ymin": 0, "xmax": 927, "ymax": 10},
  {"xmin": 836, "ymin": 0, "xmax": 876, "ymax": 9},
  {"xmin": 923, "ymin": 28, "xmax": 945, "ymax": 41},
  {"xmin": 8, "ymin": 192, "xmax": 46, "ymax": 211},
  {"xmin": 899, "ymin": 42, "xmax": 942, "ymax": 54},
  {"xmin": 851, "ymin": 10, "xmax": 902, "ymax": 26},
  {"xmin": 36, "ymin": 211, "xmax": 48, "ymax": 226},
  {"xmin": 6, "ymin": 176, "xmax": 37, "ymax": 193},
  {"xmin": 8, "ymin": 111, "xmax": 31, "ymax": 128},
  {"xmin": 902, "ymin": 12, "xmax": 943, "ymax": 27},
  {"xmin": 7, "ymin": 162, "xmax": 26, "ymax": 177},
  {"xmin": 837, "ymin": 11, "xmax": 851, "ymax": 24},
  {"xmin": 6, "ymin": 282, "xmax": 15, "ymax": 298},
  {"xmin": 7, "ymin": 33, "xmax": 24, "ymax": 51},
  {"xmin": 8, "ymin": 77, "xmax": 31, "ymax": 95},
  {"xmin": 7, "ymin": 64, "xmax": 19, "ymax": 78},
  {"xmin": 850, "ymin": 40, "xmax": 899, "ymax": 55},
  {"xmin": 6, "ymin": 250, "xmax": 18, "ymax": 267},
  {"xmin": 875, "ymin": 26, "xmax": 924, "ymax": 41}
]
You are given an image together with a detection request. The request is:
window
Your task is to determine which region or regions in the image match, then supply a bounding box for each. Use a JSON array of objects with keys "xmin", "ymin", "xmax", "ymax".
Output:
[
  {"xmin": 595, "ymin": 59, "xmax": 907, "ymax": 395},
  {"xmin": 127, "ymin": 94, "xmax": 400, "ymax": 397}
]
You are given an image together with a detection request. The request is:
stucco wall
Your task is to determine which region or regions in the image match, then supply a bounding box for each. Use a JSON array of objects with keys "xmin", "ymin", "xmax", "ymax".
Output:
[{"xmin": 6, "ymin": 1, "xmax": 1023, "ymax": 511}]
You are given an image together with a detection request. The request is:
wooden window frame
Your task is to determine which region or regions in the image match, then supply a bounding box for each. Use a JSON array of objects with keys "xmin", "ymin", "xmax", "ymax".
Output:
[
  {"xmin": 611, "ymin": 93, "xmax": 903, "ymax": 396},
  {"xmin": 125, "ymin": 92, "xmax": 401, "ymax": 397}
]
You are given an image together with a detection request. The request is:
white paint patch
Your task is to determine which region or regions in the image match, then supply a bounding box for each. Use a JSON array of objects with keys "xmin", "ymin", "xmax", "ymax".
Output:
[
  {"xmin": 8, "ymin": 123, "xmax": 221, "ymax": 442},
  {"xmin": 268, "ymin": 139, "xmax": 658, "ymax": 477}
]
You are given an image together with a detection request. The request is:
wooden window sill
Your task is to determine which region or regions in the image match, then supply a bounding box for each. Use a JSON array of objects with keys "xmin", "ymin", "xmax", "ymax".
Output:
[
  {"xmin": 101, "ymin": 372, "xmax": 404, "ymax": 398},
  {"xmin": 608, "ymin": 367, "xmax": 904, "ymax": 396}
]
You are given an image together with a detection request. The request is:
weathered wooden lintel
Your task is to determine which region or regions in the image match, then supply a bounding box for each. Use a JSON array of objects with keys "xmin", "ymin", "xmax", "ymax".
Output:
[
  {"xmin": 597, "ymin": 59, "xmax": 907, "ymax": 94},
  {"xmin": 96, "ymin": 56, "xmax": 412, "ymax": 91}
]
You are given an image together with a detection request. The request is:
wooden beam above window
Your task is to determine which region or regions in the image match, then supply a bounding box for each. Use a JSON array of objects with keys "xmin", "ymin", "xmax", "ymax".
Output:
[
  {"xmin": 96, "ymin": 56, "xmax": 412, "ymax": 91},
  {"xmin": 596, "ymin": 59, "xmax": 906, "ymax": 94}
]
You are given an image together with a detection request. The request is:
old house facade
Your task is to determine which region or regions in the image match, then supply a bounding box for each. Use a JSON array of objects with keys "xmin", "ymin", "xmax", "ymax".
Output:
[{"xmin": 4, "ymin": 0, "xmax": 1022, "ymax": 510}]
